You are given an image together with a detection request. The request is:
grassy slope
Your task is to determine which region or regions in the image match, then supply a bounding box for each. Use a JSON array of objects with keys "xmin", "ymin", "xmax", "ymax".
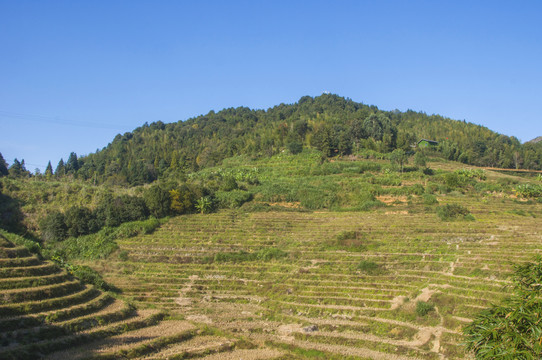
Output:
[{"xmin": 73, "ymin": 154, "xmax": 542, "ymax": 359}]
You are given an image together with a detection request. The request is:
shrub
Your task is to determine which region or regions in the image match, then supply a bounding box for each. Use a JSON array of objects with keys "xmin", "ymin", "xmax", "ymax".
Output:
[
  {"xmin": 324, "ymin": 230, "xmax": 366, "ymax": 251},
  {"xmin": 212, "ymin": 248, "xmax": 287, "ymax": 263},
  {"xmin": 414, "ymin": 152, "xmax": 427, "ymax": 167},
  {"xmin": 96, "ymin": 194, "xmax": 149, "ymax": 227},
  {"xmin": 40, "ymin": 211, "xmax": 68, "ymax": 242},
  {"xmin": 220, "ymin": 176, "xmax": 239, "ymax": 192},
  {"xmin": 464, "ymin": 256, "xmax": 542, "ymax": 358},
  {"xmin": 423, "ymin": 167, "xmax": 435, "ymax": 175},
  {"xmin": 515, "ymin": 183, "xmax": 542, "ymax": 199},
  {"xmin": 437, "ymin": 204, "xmax": 473, "ymax": 221},
  {"xmin": 64, "ymin": 206, "xmax": 99, "ymax": 237},
  {"xmin": 287, "ymin": 141, "xmax": 303, "ymax": 155},
  {"xmin": 357, "ymin": 260, "xmax": 382, "ymax": 274},
  {"xmin": 422, "ymin": 194, "xmax": 438, "ymax": 205},
  {"xmin": 416, "ymin": 301, "xmax": 435, "ymax": 316},
  {"xmin": 144, "ymin": 185, "xmax": 171, "ymax": 218},
  {"xmin": 169, "ymin": 185, "xmax": 193, "ymax": 214},
  {"xmin": 216, "ymin": 190, "xmax": 252, "ymax": 209}
]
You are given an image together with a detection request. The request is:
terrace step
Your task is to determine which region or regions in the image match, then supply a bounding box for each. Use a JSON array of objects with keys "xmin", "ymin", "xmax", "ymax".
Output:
[
  {"xmin": 0, "ymin": 279, "xmax": 83, "ymax": 304},
  {"xmin": 0, "ymin": 256, "xmax": 41, "ymax": 268},
  {"xmin": 0, "ymin": 262, "xmax": 60, "ymax": 278},
  {"xmin": 0, "ymin": 269, "xmax": 69, "ymax": 290},
  {"xmin": 50, "ymin": 321, "xmax": 198, "ymax": 359},
  {"xmin": 0, "ymin": 246, "xmax": 31, "ymax": 259},
  {"xmin": 0, "ymin": 292, "xmax": 113, "ymax": 332},
  {"xmin": 0, "ymin": 299, "xmax": 133, "ymax": 347},
  {"xmin": 2, "ymin": 309, "xmax": 165, "ymax": 360},
  {"xmin": 0, "ymin": 285, "xmax": 100, "ymax": 317}
]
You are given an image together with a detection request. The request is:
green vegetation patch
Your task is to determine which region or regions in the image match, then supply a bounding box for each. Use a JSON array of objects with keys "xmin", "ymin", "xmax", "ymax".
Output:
[
  {"xmin": 436, "ymin": 204, "xmax": 474, "ymax": 221},
  {"xmin": 208, "ymin": 248, "xmax": 288, "ymax": 263}
]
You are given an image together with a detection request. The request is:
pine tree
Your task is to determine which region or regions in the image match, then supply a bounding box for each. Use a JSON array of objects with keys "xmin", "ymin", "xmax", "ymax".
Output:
[
  {"xmin": 45, "ymin": 161, "xmax": 53, "ymax": 176},
  {"xmin": 65, "ymin": 152, "xmax": 79, "ymax": 173},
  {"xmin": 55, "ymin": 158, "xmax": 65, "ymax": 176},
  {"xmin": 0, "ymin": 152, "xmax": 8, "ymax": 177},
  {"xmin": 8, "ymin": 158, "xmax": 22, "ymax": 177}
]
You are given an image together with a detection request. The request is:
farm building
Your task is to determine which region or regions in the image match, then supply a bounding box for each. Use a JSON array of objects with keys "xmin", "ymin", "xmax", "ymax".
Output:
[{"xmin": 417, "ymin": 139, "xmax": 439, "ymax": 148}]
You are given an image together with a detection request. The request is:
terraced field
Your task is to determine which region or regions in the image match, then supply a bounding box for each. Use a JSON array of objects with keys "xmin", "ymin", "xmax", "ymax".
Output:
[
  {"xmin": 0, "ymin": 235, "xmax": 264, "ymax": 360},
  {"xmin": 90, "ymin": 190, "xmax": 541, "ymax": 359}
]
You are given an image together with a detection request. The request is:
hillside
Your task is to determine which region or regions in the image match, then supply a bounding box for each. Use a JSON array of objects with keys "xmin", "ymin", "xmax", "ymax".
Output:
[
  {"xmin": 1, "ymin": 148, "xmax": 542, "ymax": 358},
  {"xmin": 76, "ymin": 155, "xmax": 541, "ymax": 359},
  {"xmin": 527, "ymin": 136, "xmax": 542, "ymax": 144},
  {"xmin": 1, "ymin": 96, "xmax": 542, "ymax": 358},
  {"xmin": 47, "ymin": 94, "xmax": 541, "ymax": 186}
]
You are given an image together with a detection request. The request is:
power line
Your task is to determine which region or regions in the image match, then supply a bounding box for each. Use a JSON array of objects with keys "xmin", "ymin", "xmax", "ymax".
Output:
[{"xmin": 0, "ymin": 110, "xmax": 128, "ymax": 131}]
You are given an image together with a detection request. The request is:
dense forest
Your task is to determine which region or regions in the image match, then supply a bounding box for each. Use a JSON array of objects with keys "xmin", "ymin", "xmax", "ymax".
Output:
[{"xmin": 4, "ymin": 94, "xmax": 542, "ymax": 185}]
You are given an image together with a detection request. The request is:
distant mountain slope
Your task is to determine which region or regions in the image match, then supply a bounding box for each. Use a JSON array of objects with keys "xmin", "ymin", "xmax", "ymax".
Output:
[
  {"xmin": 69, "ymin": 94, "xmax": 541, "ymax": 185},
  {"xmin": 527, "ymin": 136, "xmax": 542, "ymax": 144}
]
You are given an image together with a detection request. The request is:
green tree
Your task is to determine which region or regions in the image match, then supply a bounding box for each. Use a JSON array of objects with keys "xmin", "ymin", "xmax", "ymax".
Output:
[
  {"xmin": 464, "ymin": 256, "xmax": 542, "ymax": 359},
  {"xmin": 55, "ymin": 158, "xmax": 66, "ymax": 177},
  {"xmin": 8, "ymin": 158, "xmax": 29, "ymax": 178},
  {"xmin": 40, "ymin": 211, "xmax": 68, "ymax": 242},
  {"xmin": 45, "ymin": 161, "xmax": 53, "ymax": 177},
  {"xmin": 169, "ymin": 188, "xmax": 192, "ymax": 214},
  {"xmin": 293, "ymin": 119, "xmax": 309, "ymax": 139},
  {"xmin": 64, "ymin": 206, "xmax": 98, "ymax": 237},
  {"xmin": 414, "ymin": 151, "xmax": 427, "ymax": 168},
  {"xmin": 390, "ymin": 149, "xmax": 408, "ymax": 172},
  {"xmin": 0, "ymin": 153, "xmax": 8, "ymax": 177},
  {"xmin": 144, "ymin": 185, "xmax": 171, "ymax": 218},
  {"xmin": 287, "ymin": 140, "xmax": 303, "ymax": 154},
  {"xmin": 65, "ymin": 152, "xmax": 79, "ymax": 174}
]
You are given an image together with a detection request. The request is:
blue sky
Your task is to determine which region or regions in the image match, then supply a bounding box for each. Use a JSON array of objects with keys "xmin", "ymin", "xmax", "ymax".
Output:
[{"xmin": 1, "ymin": 0, "xmax": 541, "ymax": 171}]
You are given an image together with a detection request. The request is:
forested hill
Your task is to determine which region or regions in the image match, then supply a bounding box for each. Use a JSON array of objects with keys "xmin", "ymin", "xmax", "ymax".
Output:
[{"xmin": 61, "ymin": 94, "xmax": 541, "ymax": 185}]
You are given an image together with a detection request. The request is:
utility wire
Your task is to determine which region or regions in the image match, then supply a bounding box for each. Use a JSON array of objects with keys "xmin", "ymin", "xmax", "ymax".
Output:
[{"xmin": 0, "ymin": 110, "xmax": 127, "ymax": 131}]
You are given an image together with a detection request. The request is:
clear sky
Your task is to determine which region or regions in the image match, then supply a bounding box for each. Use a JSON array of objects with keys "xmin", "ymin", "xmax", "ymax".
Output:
[{"xmin": 1, "ymin": 0, "xmax": 541, "ymax": 172}]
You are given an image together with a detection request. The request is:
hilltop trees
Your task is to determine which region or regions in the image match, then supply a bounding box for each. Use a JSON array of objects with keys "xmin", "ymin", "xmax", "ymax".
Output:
[
  {"xmin": 65, "ymin": 152, "xmax": 80, "ymax": 174},
  {"xmin": 6, "ymin": 94, "xmax": 542, "ymax": 186},
  {"xmin": 45, "ymin": 161, "xmax": 53, "ymax": 177},
  {"xmin": 8, "ymin": 159, "xmax": 30, "ymax": 178},
  {"xmin": 55, "ymin": 159, "xmax": 65, "ymax": 177},
  {"xmin": 0, "ymin": 153, "xmax": 8, "ymax": 177}
]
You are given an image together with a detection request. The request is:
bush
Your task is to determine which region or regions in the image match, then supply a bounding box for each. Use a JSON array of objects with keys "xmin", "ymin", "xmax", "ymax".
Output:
[
  {"xmin": 212, "ymin": 248, "xmax": 287, "ymax": 263},
  {"xmin": 64, "ymin": 206, "xmax": 99, "ymax": 238},
  {"xmin": 464, "ymin": 256, "xmax": 542, "ymax": 358},
  {"xmin": 216, "ymin": 190, "xmax": 252, "ymax": 209},
  {"xmin": 515, "ymin": 183, "xmax": 542, "ymax": 199},
  {"xmin": 422, "ymin": 194, "xmax": 438, "ymax": 205},
  {"xmin": 414, "ymin": 152, "xmax": 427, "ymax": 167},
  {"xmin": 144, "ymin": 185, "xmax": 171, "ymax": 218},
  {"xmin": 51, "ymin": 256, "xmax": 111, "ymax": 291},
  {"xmin": 40, "ymin": 211, "xmax": 68, "ymax": 242},
  {"xmin": 416, "ymin": 301, "xmax": 435, "ymax": 316},
  {"xmin": 324, "ymin": 230, "xmax": 366, "ymax": 251},
  {"xmin": 96, "ymin": 195, "xmax": 149, "ymax": 227},
  {"xmin": 356, "ymin": 260, "xmax": 383, "ymax": 274},
  {"xmin": 437, "ymin": 204, "xmax": 473, "ymax": 221},
  {"xmin": 220, "ymin": 176, "xmax": 238, "ymax": 192},
  {"xmin": 287, "ymin": 141, "xmax": 303, "ymax": 155}
]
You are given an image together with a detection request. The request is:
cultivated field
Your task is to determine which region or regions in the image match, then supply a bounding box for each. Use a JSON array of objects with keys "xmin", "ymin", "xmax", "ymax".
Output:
[
  {"xmin": 3, "ymin": 156, "xmax": 541, "ymax": 359},
  {"xmin": 90, "ymin": 188, "xmax": 541, "ymax": 359}
]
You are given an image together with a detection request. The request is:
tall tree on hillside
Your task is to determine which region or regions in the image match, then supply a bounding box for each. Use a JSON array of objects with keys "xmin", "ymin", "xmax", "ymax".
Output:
[
  {"xmin": 65, "ymin": 152, "xmax": 79, "ymax": 174},
  {"xmin": 0, "ymin": 152, "xmax": 8, "ymax": 177},
  {"xmin": 8, "ymin": 158, "xmax": 23, "ymax": 177},
  {"xmin": 45, "ymin": 161, "xmax": 53, "ymax": 177},
  {"xmin": 390, "ymin": 149, "xmax": 408, "ymax": 172},
  {"xmin": 55, "ymin": 158, "xmax": 66, "ymax": 177}
]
